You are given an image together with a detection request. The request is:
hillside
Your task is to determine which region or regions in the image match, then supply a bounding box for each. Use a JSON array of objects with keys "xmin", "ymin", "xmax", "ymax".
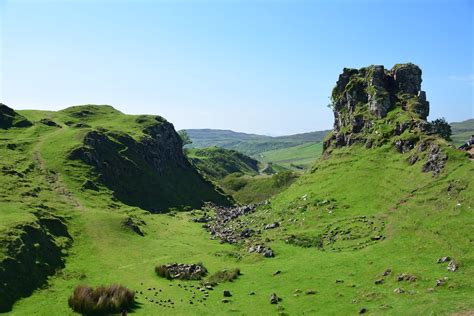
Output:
[
  {"xmin": 1, "ymin": 64, "xmax": 473, "ymax": 316},
  {"xmin": 255, "ymin": 142, "xmax": 323, "ymax": 171},
  {"xmin": 451, "ymin": 118, "xmax": 474, "ymax": 146},
  {"xmin": 185, "ymin": 129, "xmax": 329, "ymax": 156},
  {"xmin": 186, "ymin": 147, "xmax": 297, "ymax": 204},
  {"xmin": 186, "ymin": 147, "xmax": 260, "ymax": 180}
]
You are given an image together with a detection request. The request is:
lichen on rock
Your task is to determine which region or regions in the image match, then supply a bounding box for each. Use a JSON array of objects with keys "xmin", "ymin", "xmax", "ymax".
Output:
[{"xmin": 325, "ymin": 63, "xmax": 430, "ymax": 152}]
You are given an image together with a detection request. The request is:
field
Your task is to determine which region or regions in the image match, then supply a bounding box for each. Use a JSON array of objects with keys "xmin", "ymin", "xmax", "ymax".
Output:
[{"xmin": 255, "ymin": 142, "xmax": 323, "ymax": 171}]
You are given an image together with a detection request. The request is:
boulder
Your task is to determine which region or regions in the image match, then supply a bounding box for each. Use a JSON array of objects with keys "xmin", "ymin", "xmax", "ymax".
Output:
[{"xmin": 270, "ymin": 293, "xmax": 280, "ymax": 304}]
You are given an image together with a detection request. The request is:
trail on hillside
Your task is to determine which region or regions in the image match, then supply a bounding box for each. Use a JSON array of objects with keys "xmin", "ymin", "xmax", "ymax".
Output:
[{"xmin": 32, "ymin": 128, "xmax": 85, "ymax": 211}]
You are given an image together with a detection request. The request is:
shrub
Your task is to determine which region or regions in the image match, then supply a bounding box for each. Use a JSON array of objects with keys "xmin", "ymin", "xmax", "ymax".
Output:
[
  {"xmin": 206, "ymin": 268, "xmax": 241, "ymax": 286},
  {"xmin": 68, "ymin": 284, "xmax": 135, "ymax": 315},
  {"xmin": 429, "ymin": 117, "xmax": 452, "ymax": 141}
]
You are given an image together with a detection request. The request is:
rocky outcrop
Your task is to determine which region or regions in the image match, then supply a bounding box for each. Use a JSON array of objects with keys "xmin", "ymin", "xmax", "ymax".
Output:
[
  {"xmin": 324, "ymin": 63, "xmax": 448, "ymax": 176},
  {"xmin": 324, "ymin": 63, "xmax": 430, "ymax": 151},
  {"xmin": 0, "ymin": 212, "xmax": 72, "ymax": 312},
  {"xmin": 69, "ymin": 117, "xmax": 231, "ymax": 212},
  {"xmin": 0, "ymin": 104, "xmax": 32, "ymax": 129}
]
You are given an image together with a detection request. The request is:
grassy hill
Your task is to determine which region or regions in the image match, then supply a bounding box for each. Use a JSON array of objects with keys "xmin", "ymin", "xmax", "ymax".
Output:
[
  {"xmin": 186, "ymin": 147, "xmax": 260, "ymax": 180},
  {"xmin": 451, "ymin": 118, "xmax": 474, "ymax": 146},
  {"xmin": 186, "ymin": 147, "xmax": 297, "ymax": 204},
  {"xmin": 1, "ymin": 63, "xmax": 474, "ymax": 316},
  {"xmin": 185, "ymin": 128, "xmax": 329, "ymax": 156},
  {"xmin": 255, "ymin": 142, "xmax": 323, "ymax": 171}
]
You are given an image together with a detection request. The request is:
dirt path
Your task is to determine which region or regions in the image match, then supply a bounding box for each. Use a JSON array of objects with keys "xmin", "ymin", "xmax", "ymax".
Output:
[{"xmin": 32, "ymin": 128, "xmax": 86, "ymax": 211}]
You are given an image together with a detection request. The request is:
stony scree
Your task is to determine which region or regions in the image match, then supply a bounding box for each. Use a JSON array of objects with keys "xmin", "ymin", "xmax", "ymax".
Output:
[{"xmin": 203, "ymin": 203, "xmax": 262, "ymax": 244}]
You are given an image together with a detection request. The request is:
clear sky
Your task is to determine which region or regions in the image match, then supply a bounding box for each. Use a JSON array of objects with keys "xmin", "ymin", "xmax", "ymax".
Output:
[{"xmin": 0, "ymin": 0, "xmax": 472, "ymax": 135}]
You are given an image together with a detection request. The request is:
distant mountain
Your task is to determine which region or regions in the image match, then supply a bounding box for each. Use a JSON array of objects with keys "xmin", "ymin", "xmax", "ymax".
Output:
[
  {"xmin": 451, "ymin": 119, "xmax": 474, "ymax": 145},
  {"xmin": 184, "ymin": 128, "xmax": 330, "ymax": 155}
]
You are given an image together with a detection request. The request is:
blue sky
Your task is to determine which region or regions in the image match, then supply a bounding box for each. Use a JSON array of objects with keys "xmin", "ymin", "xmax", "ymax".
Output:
[{"xmin": 0, "ymin": 0, "xmax": 472, "ymax": 135}]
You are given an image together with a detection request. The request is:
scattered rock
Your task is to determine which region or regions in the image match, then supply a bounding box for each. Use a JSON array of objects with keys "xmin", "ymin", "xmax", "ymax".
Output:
[
  {"xmin": 264, "ymin": 222, "xmax": 280, "ymax": 230},
  {"xmin": 248, "ymin": 244, "xmax": 274, "ymax": 258},
  {"xmin": 397, "ymin": 273, "xmax": 417, "ymax": 282},
  {"xmin": 270, "ymin": 293, "xmax": 280, "ymax": 304},
  {"xmin": 374, "ymin": 279, "xmax": 384, "ymax": 285},
  {"xmin": 305, "ymin": 289, "xmax": 316, "ymax": 295},
  {"xmin": 336, "ymin": 279, "xmax": 344, "ymax": 283},
  {"xmin": 436, "ymin": 279, "xmax": 446, "ymax": 287},
  {"xmin": 393, "ymin": 288, "xmax": 405, "ymax": 294},
  {"xmin": 422, "ymin": 144, "xmax": 447, "ymax": 177},
  {"xmin": 383, "ymin": 269, "xmax": 392, "ymax": 276},
  {"xmin": 155, "ymin": 263, "xmax": 207, "ymax": 280},
  {"xmin": 204, "ymin": 203, "xmax": 264, "ymax": 244},
  {"xmin": 359, "ymin": 307, "xmax": 368, "ymax": 314},
  {"xmin": 437, "ymin": 256, "xmax": 451, "ymax": 263},
  {"xmin": 447, "ymin": 261, "xmax": 458, "ymax": 272},
  {"xmin": 223, "ymin": 290, "xmax": 232, "ymax": 297},
  {"xmin": 221, "ymin": 299, "xmax": 229, "ymax": 303},
  {"xmin": 249, "ymin": 291, "xmax": 256, "ymax": 295},
  {"xmin": 272, "ymin": 270, "xmax": 281, "ymax": 276}
]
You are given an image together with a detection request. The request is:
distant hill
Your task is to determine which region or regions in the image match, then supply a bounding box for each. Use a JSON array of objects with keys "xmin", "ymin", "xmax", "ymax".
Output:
[
  {"xmin": 186, "ymin": 147, "xmax": 260, "ymax": 180},
  {"xmin": 184, "ymin": 128, "xmax": 329, "ymax": 155},
  {"xmin": 256, "ymin": 142, "xmax": 324, "ymax": 171},
  {"xmin": 451, "ymin": 118, "xmax": 474, "ymax": 145}
]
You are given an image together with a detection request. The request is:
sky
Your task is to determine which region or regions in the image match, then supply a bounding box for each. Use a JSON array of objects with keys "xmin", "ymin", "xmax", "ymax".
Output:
[{"xmin": 0, "ymin": 0, "xmax": 472, "ymax": 135}]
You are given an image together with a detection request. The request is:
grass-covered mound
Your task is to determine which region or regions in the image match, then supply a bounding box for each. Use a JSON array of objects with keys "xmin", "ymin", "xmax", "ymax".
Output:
[
  {"xmin": 68, "ymin": 285, "xmax": 135, "ymax": 315},
  {"xmin": 205, "ymin": 268, "xmax": 240, "ymax": 286},
  {"xmin": 220, "ymin": 170, "xmax": 297, "ymax": 204}
]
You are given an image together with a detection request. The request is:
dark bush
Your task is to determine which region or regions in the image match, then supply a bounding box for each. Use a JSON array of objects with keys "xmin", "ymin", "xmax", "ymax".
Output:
[
  {"xmin": 429, "ymin": 117, "xmax": 452, "ymax": 141},
  {"xmin": 68, "ymin": 284, "xmax": 135, "ymax": 315},
  {"xmin": 206, "ymin": 268, "xmax": 241, "ymax": 286}
]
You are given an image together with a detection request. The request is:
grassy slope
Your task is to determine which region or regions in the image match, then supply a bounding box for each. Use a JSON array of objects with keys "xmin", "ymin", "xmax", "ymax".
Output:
[
  {"xmin": 256, "ymin": 142, "xmax": 323, "ymax": 171},
  {"xmin": 451, "ymin": 119, "xmax": 474, "ymax": 146},
  {"xmin": 186, "ymin": 147, "xmax": 296, "ymax": 204},
  {"xmin": 2, "ymin": 107, "xmax": 473, "ymax": 315},
  {"xmin": 186, "ymin": 147, "xmax": 260, "ymax": 180}
]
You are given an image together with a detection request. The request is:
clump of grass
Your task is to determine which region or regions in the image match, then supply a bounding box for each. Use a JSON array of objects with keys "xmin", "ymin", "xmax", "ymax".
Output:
[
  {"xmin": 68, "ymin": 284, "xmax": 135, "ymax": 314},
  {"xmin": 206, "ymin": 268, "xmax": 241, "ymax": 286}
]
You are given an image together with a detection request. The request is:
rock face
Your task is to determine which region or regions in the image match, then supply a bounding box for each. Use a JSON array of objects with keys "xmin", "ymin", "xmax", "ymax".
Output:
[
  {"xmin": 324, "ymin": 63, "xmax": 448, "ymax": 176},
  {"xmin": 0, "ymin": 104, "xmax": 32, "ymax": 129},
  {"xmin": 324, "ymin": 63, "xmax": 429, "ymax": 151},
  {"xmin": 0, "ymin": 212, "xmax": 72, "ymax": 312},
  {"xmin": 69, "ymin": 117, "xmax": 231, "ymax": 212}
]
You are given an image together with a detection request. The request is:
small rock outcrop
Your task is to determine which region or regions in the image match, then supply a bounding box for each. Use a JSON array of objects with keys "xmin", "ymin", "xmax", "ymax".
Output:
[
  {"xmin": 155, "ymin": 263, "xmax": 208, "ymax": 280},
  {"xmin": 0, "ymin": 104, "xmax": 32, "ymax": 129}
]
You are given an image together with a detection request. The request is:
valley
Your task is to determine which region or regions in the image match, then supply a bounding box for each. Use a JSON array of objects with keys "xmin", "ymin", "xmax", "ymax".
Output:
[{"xmin": 0, "ymin": 63, "xmax": 473, "ymax": 315}]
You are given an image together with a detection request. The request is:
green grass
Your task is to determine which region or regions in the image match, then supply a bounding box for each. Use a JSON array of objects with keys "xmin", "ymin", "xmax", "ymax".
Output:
[
  {"xmin": 255, "ymin": 142, "xmax": 323, "ymax": 171},
  {"xmin": 186, "ymin": 147, "xmax": 260, "ymax": 180},
  {"xmin": 451, "ymin": 118, "xmax": 474, "ymax": 146},
  {"xmin": 1, "ymin": 105, "xmax": 473, "ymax": 315},
  {"xmin": 185, "ymin": 129, "xmax": 329, "ymax": 155}
]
